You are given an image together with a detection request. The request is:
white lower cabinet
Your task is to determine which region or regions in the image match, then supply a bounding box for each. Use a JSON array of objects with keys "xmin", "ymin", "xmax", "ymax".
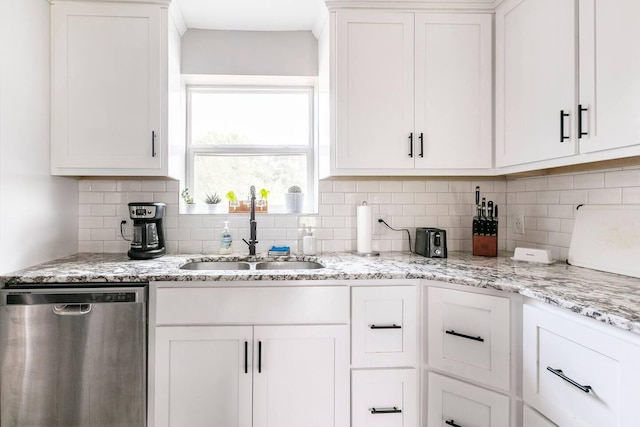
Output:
[
  {"xmin": 152, "ymin": 284, "xmax": 350, "ymax": 427},
  {"xmin": 352, "ymin": 369, "xmax": 417, "ymax": 427},
  {"xmin": 427, "ymin": 373, "xmax": 510, "ymax": 427},
  {"xmin": 523, "ymin": 302, "xmax": 640, "ymax": 426}
]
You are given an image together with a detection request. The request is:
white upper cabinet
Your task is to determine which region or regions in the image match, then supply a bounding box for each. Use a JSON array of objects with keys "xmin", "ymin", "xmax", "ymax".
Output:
[
  {"xmin": 496, "ymin": 0, "xmax": 640, "ymax": 171},
  {"xmin": 414, "ymin": 13, "xmax": 492, "ymax": 170},
  {"xmin": 331, "ymin": 10, "xmax": 492, "ymax": 176},
  {"xmin": 578, "ymin": 0, "xmax": 640, "ymax": 154},
  {"xmin": 335, "ymin": 11, "xmax": 415, "ymax": 171},
  {"xmin": 495, "ymin": 0, "xmax": 577, "ymax": 168},
  {"xmin": 51, "ymin": 0, "xmax": 183, "ymax": 177}
]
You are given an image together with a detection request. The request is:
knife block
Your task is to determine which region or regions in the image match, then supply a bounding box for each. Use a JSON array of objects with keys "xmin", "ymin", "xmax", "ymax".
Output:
[{"xmin": 472, "ymin": 219, "xmax": 498, "ymax": 257}]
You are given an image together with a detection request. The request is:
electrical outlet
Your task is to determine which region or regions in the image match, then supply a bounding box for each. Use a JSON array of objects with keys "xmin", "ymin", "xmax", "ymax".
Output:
[
  {"xmin": 375, "ymin": 215, "xmax": 389, "ymax": 235},
  {"xmin": 514, "ymin": 214, "xmax": 525, "ymax": 235}
]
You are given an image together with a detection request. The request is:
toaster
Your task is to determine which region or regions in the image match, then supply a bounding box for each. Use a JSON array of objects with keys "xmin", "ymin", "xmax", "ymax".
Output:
[{"xmin": 415, "ymin": 228, "xmax": 447, "ymax": 258}]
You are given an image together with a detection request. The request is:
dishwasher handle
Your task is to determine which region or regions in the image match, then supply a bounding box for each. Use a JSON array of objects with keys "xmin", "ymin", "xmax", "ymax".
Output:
[{"xmin": 52, "ymin": 304, "xmax": 92, "ymax": 316}]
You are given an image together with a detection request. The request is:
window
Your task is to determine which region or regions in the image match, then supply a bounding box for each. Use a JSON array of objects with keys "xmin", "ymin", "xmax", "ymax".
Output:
[{"xmin": 186, "ymin": 86, "xmax": 315, "ymax": 212}]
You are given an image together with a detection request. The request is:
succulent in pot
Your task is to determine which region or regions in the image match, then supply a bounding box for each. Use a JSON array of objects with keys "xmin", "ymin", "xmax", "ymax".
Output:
[
  {"xmin": 284, "ymin": 185, "xmax": 304, "ymax": 213},
  {"xmin": 204, "ymin": 192, "xmax": 222, "ymax": 204}
]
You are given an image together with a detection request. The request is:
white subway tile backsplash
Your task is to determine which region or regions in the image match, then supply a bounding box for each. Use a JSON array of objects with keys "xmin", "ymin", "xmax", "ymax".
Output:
[
  {"xmin": 141, "ymin": 181, "xmax": 166, "ymax": 192},
  {"xmin": 78, "ymin": 163, "xmax": 640, "ymax": 257},
  {"xmin": 547, "ymin": 175, "xmax": 574, "ymax": 190},
  {"xmin": 356, "ymin": 181, "xmax": 380, "ymax": 193},
  {"xmin": 380, "ymin": 181, "xmax": 403, "ymax": 192},
  {"xmin": 605, "ymin": 170, "xmax": 640, "ymax": 188},
  {"xmin": 588, "ymin": 188, "xmax": 622, "ymax": 204},
  {"xmin": 574, "ymin": 173, "xmax": 604, "ymax": 189},
  {"xmin": 622, "ymin": 187, "xmax": 640, "ymax": 203}
]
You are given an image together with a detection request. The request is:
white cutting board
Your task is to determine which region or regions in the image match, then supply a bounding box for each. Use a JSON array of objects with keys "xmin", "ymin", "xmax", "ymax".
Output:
[{"xmin": 567, "ymin": 205, "xmax": 640, "ymax": 278}]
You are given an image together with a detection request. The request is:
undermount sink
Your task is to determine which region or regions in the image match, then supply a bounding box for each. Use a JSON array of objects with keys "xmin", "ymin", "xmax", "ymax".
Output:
[
  {"xmin": 180, "ymin": 261, "xmax": 251, "ymax": 271},
  {"xmin": 255, "ymin": 261, "xmax": 324, "ymax": 270},
  {"xmin": 179, "ymin": 260, "xmax": 324, "ymax": 271}
]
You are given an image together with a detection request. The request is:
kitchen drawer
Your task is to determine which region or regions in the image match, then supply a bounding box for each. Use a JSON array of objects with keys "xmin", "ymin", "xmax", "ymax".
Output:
[
  {"xmin": 352, "ymin": 369, "xmax": 417, "ymax": 427},
  {"xmin": 428, "ymin": 287, "xmax": 510, "ymax": 389},
  {"xmin": 523, "ymin": 303, "xmax": 640, "ymax": 426},
  {"xmin": 523, "ymin": 405, "xmax": 557, "ymax": 427},
  {"xmin": 427, "ymin": 372, "xmax": 510, "ymax": 427},
  {"xmin": 155, "ymin": 286, "xmax": 349, "ymax": 325},
  {"xmin": 352, "ymin": 286, "xmax": 417, "ymax": 367}
]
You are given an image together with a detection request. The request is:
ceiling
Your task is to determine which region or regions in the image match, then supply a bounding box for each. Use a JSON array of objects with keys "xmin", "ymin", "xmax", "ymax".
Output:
[{"xmin": 174, "ymin": 0, "xmax": 326, "ymax": 32}]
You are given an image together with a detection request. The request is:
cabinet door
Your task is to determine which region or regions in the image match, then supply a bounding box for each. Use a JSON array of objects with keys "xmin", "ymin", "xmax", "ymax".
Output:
[
  {"xmin": 495, "ymin": 0, "xmax": 576, "ymax": 167},
  {"xmin": 352, "ymin": 369, "xmax": 417, "ymax": 427},
  {"xmin": 427, "ymin": 373, "xmax": 510, "ymax": 427},
  {"xmin": 578, "ymin": 0, "xmax": 640, "ymax": 153},
  {"xmin": 414, "ymin": 14, "xmax": 492, "ymax": 169},
  {"xmin": 428, "ymin": 287, "xmax": 510, "ymax": 390},
  {"xmin": 155, "ymin": 326, "xmax": 253, "ymax": 427},
  {"xmin": 335, "ymin": 11, "xmax": 414, "ymax": 170},
  {"xmin": 352, "ymin": 286, "xmax": 417, "ymax": 368},
  {"xmin": 51, "ymin": 2, "xmax": 162, "ymax": 172},
  {"xmin": 523, "ymin": 405, "xmax": 557, "ymax": 427},
  {"xmin": 253, "ymin": 325, "xmax": 349, "ymax": 427}
]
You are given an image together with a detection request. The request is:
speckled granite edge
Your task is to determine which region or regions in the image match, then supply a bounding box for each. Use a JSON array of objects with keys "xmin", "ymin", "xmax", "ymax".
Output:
[{"xmin": 2, "ymin": 251, "xmax": 640, "ymax": 335}]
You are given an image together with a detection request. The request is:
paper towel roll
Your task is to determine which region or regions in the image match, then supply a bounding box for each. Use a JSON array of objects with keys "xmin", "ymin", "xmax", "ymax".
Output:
[{"xmin": 357, "ymin": 203, "xmax": 373, "ymax": 253}]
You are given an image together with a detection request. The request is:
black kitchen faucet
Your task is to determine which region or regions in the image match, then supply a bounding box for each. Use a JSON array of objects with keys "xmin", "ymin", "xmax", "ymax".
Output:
[{"xmin": 242, "ymin": 185, "xmax": 258, "ymax": 255}]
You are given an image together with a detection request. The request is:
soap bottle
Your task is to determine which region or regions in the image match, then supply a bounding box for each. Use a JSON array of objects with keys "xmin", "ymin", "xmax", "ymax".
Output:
[
  {"xmin": 220, "ymin": 221, "xmax": 233, "ymax": 255},
  {"xmin": 302, "ymin": 226, "xmax": 317, "ymax": 256}
]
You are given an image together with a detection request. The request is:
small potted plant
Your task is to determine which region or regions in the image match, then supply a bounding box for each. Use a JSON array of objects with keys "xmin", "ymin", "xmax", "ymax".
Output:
[
  {"xmin": 257, "ymin": 188, "xmax": 270, "ymax": 212},
  {"xmin": 204, "ymin": 191, "xmax": 222, "ymax": 213},
  {"xmin": 182, "ymin": 188, "xmax": 196, "ymax": 213},
  {"xmin": 284, "ymin": 185, "xmax": 304, "ymax": 213},
  {"xmin": 226, "ymin": 191, "xmax": 239, "ymax": 213}
]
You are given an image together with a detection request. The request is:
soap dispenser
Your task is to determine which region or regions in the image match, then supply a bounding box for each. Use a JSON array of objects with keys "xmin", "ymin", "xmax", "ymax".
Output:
[
  {"xmin": 302, "ymin": 226, "xmax": 316, "ymax": 256},
  {"xmin": 220, "ymin": 221, "xmax": 233, "ymax": 255}
]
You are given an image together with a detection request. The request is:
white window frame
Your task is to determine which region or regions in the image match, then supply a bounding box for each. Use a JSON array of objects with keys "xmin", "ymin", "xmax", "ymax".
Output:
[{"xmin": 185, "ymin": 83, "xmax": 316, "ymax": 212}]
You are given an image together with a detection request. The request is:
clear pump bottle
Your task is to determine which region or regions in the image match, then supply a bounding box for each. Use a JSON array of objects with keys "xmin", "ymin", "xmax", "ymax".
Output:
[{"xmin": 220, "ymin": 221, "xmax": 233, "ymax": 254}]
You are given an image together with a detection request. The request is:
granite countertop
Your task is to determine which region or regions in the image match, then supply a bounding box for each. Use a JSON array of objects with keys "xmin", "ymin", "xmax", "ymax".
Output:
[{"xmin": 2, "ymin": 251, "xmax": 640, "ymax": 335}]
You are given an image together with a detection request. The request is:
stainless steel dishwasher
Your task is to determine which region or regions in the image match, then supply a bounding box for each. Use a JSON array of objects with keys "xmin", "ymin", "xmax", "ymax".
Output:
[{"xmin": 0, "ymin": 285, "xmax": 147, "ymax": 427}]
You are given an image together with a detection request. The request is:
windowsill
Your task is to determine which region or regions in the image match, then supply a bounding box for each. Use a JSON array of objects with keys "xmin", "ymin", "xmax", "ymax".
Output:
[{"xmin": 179, "ymin": 203, "xmax": 316, "ymax": 216}]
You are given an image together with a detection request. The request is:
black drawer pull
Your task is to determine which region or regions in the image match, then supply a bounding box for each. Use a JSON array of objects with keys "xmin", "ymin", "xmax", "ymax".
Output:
[
  {"xmin": 578, "ymin": 104, "xmax": 588, "ymax": 138},
  {"xmin": 370, "ymin": 407, "xmax": 402, "ymax": 414},
  {"xmin": 419, "ymin": 132, "xmax": 424, "ymax": 157},
  {"xmin": 446, "ymin": 420, "xmax": 462, "ymax": 427},
  {"xmin": 445, "ymin": 329, "xmax": 484, "ymax": 342},
  {"xmin": 151, "ymin": 130, "xmax": 156, "ymax": 157},
  {"xmin": 370, "ymin": 324, "xmax": 402, "ymax": 329},
  {"xmin": 258, "ymin": 341, "xmax": 262, "ymax": 373},
  {"xmin": 560, "ymin": 110, "xmax": 570, "ymax": 142},
  {"xmin": 546, "ymin": 367, "xmax": 592, "ymax": 393}
]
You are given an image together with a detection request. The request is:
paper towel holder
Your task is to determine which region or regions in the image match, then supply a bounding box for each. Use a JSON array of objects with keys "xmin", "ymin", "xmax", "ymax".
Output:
[{"xmin": 355, "ymin": 201, "xmax": 380, "ymax": 256}]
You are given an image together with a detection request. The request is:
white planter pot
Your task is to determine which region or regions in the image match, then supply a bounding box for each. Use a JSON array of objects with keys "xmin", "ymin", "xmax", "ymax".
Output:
[{"xmin": 284, "ymin": 193, "xmax": 304, "ymax": 213}]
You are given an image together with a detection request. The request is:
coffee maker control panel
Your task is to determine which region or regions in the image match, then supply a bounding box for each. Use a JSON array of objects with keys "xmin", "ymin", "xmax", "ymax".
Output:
[{"xmin": 130, "ymin": 205, "xmax": 157, "ymax": 219}]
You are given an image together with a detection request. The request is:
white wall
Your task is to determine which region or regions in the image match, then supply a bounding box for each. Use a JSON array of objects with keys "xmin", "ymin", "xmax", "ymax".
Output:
[
  {"xmin": 181, "ymin": 29, "xmax": 318, "ymax": 76},
  {"xmin": 0, "ymin": 0, "xmax": 78, "ymax": 274}
]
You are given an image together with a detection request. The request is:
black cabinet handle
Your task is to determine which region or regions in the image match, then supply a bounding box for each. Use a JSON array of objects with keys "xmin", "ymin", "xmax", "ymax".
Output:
[
  {"xmin": 578, "ymin": 104, "xmax": 588, "ymax": 138},
  {"xmin": 445, "ymin": 329, "xmax": 484, "ymax": 342},
  {"xmin": 370, "ymin": 407, "xmax": 402, "ymax": 414},
  {"xmin": 370, "ymin": 324, "xmax": 402, "ymax": 329},
  {"xmin": 419, "ymin": 133, "xmax": 424, "ymax": 157},
  {"xmin": 546, "ymin": 367, "xmax": 592, "ymax": 393},
  {"xmin": 244, "ymin": 341, "xmax": 248, "ymax": 374},
  {"xmin": 151, "ymin": 130, "xmax": 156, "ymax": 157},
  {"xmin": 560, "ymin": 110, "xmax": 570, "ymax": 142},
  {"xmin": 258, "ymin": 341, "xmax": 262, "ymax": 373},
  {"xmin": 408, "ymin": 133, "xmax": 413, "ymax": 157},
  {"xmin": 446, "ymin": 420, "xmax": 463, "ymax": 427}
]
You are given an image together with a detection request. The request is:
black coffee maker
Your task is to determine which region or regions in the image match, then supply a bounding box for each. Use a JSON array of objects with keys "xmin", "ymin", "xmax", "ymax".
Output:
[{"xmin": 128, "ymin": 202, "xmax": 166, "ymax": 259}]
